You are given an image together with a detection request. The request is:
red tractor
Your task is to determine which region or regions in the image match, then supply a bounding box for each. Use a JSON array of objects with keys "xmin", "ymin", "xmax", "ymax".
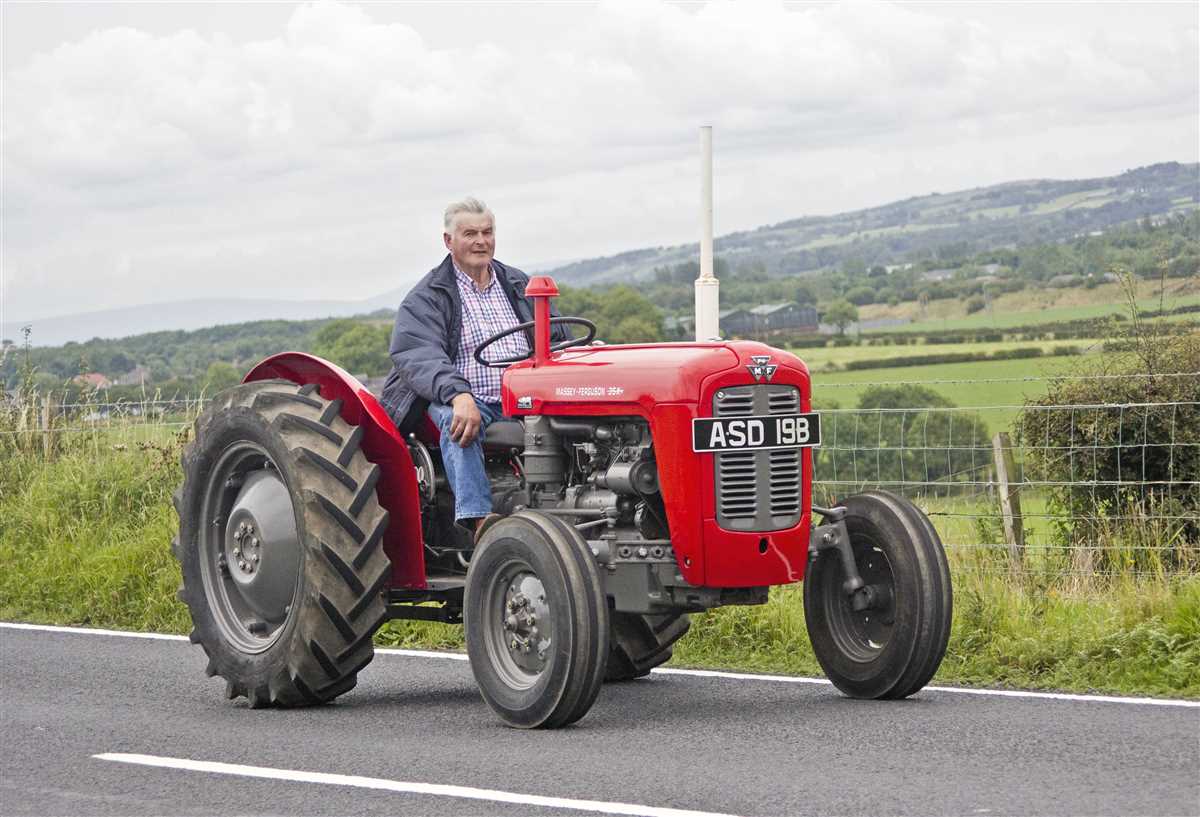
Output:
[{"xmin": 173, "ymin": 277, "xmax": 951, "ymax": 728}]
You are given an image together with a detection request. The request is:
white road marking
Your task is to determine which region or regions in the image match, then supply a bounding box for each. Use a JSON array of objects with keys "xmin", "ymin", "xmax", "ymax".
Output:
[
  {"xmin": 0, "ymin": 622, "xmax": 187, "ymax": 641},
  {"xmin": 94, "ymin": 753, "xmax": 740, "ymax": 817},
  {"xmin": 7, "ymin": 621, "xmax": 1198, "ymax": 708}
]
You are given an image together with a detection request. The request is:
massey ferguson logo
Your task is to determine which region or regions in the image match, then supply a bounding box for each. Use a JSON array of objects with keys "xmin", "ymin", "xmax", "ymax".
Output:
[{"xmin": 746, "ymin": 355, "xmax": 778, "ymax": 383}]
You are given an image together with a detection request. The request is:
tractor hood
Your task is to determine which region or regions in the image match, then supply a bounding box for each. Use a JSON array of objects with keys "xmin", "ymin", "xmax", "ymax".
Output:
[{"xmin": 501, "ymin": 341, "xmax": 809, "ymax": 417}]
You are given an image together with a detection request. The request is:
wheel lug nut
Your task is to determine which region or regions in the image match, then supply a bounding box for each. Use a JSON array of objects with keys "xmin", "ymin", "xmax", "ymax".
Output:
[
  {"xmin": 238, "ymin": 560, "xmax": 247, "ymax": 570},
  {"xmin": 233, "ymin": 547, "xmax": 241, "ymax": 556},
  {"xmin": 251, "ymin": 554, "xmax": 259, "ymax": 562}
]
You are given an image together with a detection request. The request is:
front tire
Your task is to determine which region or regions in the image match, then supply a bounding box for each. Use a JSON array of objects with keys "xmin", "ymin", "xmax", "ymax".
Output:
[
  {"xmin": 803, "ymin": 490, "xmax": 952, "ymax": 699},
  {"xmin": 465, "ymin": 511, "xmax": 609, "ymax": 728},
  {"xmin": 173, "ymin": 380, "xmax": 392, "ymax": 707}
]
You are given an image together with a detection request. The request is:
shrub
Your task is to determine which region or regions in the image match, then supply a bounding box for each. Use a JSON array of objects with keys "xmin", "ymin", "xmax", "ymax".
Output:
[
  {"xmin": 1017, "ymin": 309, "xmax": 1199, "ymax": 571},
  {"xmin": 846, "ymin": 286, "xmax": 876, "ymax": 306},
  {"xmin": 965, "ymin": 296, "xmax": 987, "ymax": 314}
]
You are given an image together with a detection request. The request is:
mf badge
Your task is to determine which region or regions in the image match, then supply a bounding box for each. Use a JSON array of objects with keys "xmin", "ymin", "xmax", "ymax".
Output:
[{"xmin": 746, "ymin": 355, "xmax": 778, "ymax": 383}]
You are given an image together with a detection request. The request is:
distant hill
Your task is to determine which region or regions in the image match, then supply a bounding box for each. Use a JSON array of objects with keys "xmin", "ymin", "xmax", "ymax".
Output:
[
  {"xmin": 545, "ymin": 161, "xmax": 1199, "ymax": 285},
  {"xmin": 2, "ymin": 259, "xmax": 573, "ymax": 348},
  {"xmin": 5, "ymin": 162, "xmax": 1194, "ymax": 346},
  {"xmin": 4, "ymin": 295, "xmax": 402, "ymax": 349}
]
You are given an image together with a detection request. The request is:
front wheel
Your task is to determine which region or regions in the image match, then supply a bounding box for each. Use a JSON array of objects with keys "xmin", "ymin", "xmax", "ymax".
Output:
[
  {"xmin": 465, "ymin": 511, "xmax": 609, "ymax": 728},
  {"xmin": 803, "ymin": 490, "xmax": 952, "ymax": 699}
]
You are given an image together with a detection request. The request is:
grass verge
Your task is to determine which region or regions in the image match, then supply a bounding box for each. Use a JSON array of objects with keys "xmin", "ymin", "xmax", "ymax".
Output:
[{"xmin": 1, "ymin": 434, "xmax": 1196, "ymax": 699}]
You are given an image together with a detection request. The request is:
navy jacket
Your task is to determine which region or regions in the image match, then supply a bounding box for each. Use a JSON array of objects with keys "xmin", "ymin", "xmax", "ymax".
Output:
[{"xmin": 380, "ymin": 255, "xmax": 567, "ymax": 430}]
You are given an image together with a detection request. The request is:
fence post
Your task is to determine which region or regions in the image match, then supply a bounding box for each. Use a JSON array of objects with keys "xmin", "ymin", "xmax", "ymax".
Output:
[
  {"xmin": 992, "ymin": 431, "xmax": 1024, "ymax": 567},
  {"xmin": 41, "ymin": 394, "xmax": 56, "ymax": 459}
]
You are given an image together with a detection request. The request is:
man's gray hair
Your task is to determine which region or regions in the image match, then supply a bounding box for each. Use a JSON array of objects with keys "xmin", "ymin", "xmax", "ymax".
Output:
[{"xmin": 444, "ymin": 197, "xmax": 494, "ymax": 233}]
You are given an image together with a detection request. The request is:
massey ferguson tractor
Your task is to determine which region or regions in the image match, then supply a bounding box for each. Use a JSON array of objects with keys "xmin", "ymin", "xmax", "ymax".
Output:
[{"xmin": 173, "ymin": 277, "xmax": 951, "ymax": 728}]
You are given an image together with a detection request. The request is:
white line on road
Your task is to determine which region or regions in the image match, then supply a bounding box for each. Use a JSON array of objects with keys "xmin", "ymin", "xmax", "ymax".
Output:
[
  {"xmin": 7, "ymin": 621, "xmax": 1198, "ymax": 708},
  {"xmin": 1, "ymin": 622, "xmax": 187, "ymax": 641},
  {"xmin": 94, "ymin": 753, "xmax": 740, "ymax": 817}
]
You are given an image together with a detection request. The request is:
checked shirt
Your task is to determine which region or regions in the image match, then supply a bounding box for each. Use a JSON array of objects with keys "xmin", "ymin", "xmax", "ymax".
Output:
[{"xmin": 453, "ymin": 263, "xmax": 529, "ymax": 403}]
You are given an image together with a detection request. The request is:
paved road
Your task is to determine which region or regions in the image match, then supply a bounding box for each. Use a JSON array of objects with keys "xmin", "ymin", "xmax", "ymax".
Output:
[{"xmin": 1, "ymin": 625, "xmax": 1197, "ymax": 817}]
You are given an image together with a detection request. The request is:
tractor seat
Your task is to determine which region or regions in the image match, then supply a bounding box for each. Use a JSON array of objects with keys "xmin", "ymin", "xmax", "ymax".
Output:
[{"xmin": 483, "ymin": 420, "xmax": 525, "ymax": 452}]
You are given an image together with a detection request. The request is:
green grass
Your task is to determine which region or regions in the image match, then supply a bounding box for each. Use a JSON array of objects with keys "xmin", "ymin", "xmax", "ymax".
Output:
[
  {"xmin": 2, "ymin": 423, "xmax": 1196, "ymax": 699},
  {"xmin": 0, "ymin": 442, "xmax": 190, "ymax": 633},
  {"xmin": 1033, "ymin": 188, "xmax": 1116, "ymax": 214},
  {"xmin": 889, "ymin": 293, "xmax": 1200, "ymax": 334},
  {"xmin": 799, "ymin": 221, "xmax": 952, "ymax": 250},
  {"xmin": 795, "ymin": 338, "xmax": 1098, "ymax": 371},
  {"xmin": 805, "ymin": 355, "xmax": 1087, "ymax": 431}
]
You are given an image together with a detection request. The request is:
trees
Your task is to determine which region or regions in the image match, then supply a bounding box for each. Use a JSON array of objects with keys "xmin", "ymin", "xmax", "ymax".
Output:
[
  {"xmin": 822, "ymin": 300, "xmax": 858, "ymax": 336},
  {"xmin": 559, "ymin": 285, "xmax": 663, "ymax": 344},
  {"xmin": 202, "ymin": 361, "xmax": 241, "ymax": 394},
  {"xmin": 311, "ymin": 320, "xmax": 392, "ymax": 376},
  {"xmin": 793, "ymin": 282, "xmax": 817, "ymax": 305},
  {"xmin": 845, "ymin": 286, "xmax": 876, "ymax": 306}
]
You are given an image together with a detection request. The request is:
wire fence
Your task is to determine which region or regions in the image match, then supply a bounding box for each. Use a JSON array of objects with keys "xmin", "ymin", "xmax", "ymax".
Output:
[
  {"xmin": 813, "ymin": 397, "xmax": 1199, "ymax": 577},
  {"xmin": 3, "ymin": 387, "xmax": 1198, "ymax": 578}
]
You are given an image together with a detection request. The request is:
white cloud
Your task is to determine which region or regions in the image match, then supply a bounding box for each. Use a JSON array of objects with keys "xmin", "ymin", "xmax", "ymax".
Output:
[{"xmin": 1, "ymin": 0, "xmax": 1196, "ymax": 321}]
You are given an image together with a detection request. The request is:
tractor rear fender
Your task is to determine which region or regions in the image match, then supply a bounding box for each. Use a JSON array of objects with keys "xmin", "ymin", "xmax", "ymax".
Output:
[{"xmin": 244, "ymin": 352, "xmax": 427, "ymax": 589}]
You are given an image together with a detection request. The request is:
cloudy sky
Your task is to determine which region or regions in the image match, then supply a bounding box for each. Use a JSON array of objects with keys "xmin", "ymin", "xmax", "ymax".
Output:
[{"xmin": 2, "ymin": 0, "xmax": 1197, "ymax": 326}]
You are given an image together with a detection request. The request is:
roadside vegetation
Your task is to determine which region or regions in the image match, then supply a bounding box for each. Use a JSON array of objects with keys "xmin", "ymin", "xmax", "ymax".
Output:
[
  {"xmin": 2, "ymin": 425, "xmax": 1194, "ymax": 696},
  {"xmin": 2, "ymin": 356, "xmax": 1195, "ymax": 699}
]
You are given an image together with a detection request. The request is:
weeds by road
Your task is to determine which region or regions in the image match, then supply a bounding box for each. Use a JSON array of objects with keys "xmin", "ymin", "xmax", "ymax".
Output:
[{"xmin": 2, "ymin": 421, "xmax": 1195, "ymax": 698}]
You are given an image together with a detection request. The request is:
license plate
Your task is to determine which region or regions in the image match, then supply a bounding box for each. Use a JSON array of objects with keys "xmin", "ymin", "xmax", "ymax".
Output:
[{"xmin": 692, "ymin": 412, "xmax": 822, "ymax": 453}]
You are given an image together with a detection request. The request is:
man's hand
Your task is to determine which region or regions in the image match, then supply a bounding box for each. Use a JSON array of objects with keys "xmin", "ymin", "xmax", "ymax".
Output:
[{"xmin": 449, "ymin": 393, "xmax": 482, "ymax": 447}]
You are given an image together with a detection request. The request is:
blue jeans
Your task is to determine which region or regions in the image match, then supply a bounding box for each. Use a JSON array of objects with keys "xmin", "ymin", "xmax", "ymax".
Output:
[{"xmin": 427, "ymin": 398, "xmax": 504, "ymax": 525}]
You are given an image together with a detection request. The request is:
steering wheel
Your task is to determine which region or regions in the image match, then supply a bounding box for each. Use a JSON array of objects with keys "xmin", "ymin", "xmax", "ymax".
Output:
[{"xmin": 474, "ymin": 317, "xmax": 597, "ymax": 368}]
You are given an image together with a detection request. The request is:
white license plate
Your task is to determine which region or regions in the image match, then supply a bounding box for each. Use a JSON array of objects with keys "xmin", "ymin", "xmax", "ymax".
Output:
[{"xmin": 692, "ymin": 413, "xmax": 822, "ymax": 453}]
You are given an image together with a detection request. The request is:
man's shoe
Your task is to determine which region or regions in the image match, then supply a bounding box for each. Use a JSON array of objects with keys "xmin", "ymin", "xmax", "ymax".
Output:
[{"xmin": 474, "ymin": 513, "xmax": 503, "ymax": 545}]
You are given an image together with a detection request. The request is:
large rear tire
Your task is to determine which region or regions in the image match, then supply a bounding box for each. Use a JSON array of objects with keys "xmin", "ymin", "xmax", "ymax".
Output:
[
  {"xmin": 605, "ymin": 612, "xmax": 691, "ymax": 682},
  {"xmin": 465, "ymin": 511, "xmax": 609, "ymax": 728},
  {"xmin": 173, "ymin": 380, "xmax": 392, "ymax": 707},
  {"xmin": 803, "ymin": 490, "xmax": 952, "ymax": 699}
]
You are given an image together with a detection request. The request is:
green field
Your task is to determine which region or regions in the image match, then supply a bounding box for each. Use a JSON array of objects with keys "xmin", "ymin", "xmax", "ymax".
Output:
[
  {"xmin": 885, "ymin": 293, "xmax": 1200, "ymax": 334},
  {"xmin": 800, "ymin": 354, "xmax": 1091, "ymax": 431},
  {"xmin": 796, "ymin": 338, "xmax": 1097, "ymax": 372}
]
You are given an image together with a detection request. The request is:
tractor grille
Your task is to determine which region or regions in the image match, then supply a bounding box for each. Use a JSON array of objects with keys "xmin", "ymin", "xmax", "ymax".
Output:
[{"xmin": 713, "ymin": 384, "xmax": 803, "ymax": 532}]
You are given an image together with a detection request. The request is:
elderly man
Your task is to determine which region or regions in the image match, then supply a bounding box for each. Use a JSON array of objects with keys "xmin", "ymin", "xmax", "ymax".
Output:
[{"xmin": 381, "ymin": 197, "xmax": 566, "ymax": 540}]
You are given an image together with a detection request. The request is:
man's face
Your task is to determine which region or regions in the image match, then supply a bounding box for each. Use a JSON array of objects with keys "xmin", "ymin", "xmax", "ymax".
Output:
[{"xmin": 444, "ymin": 213, "xmax": 496, "ymax": 271}]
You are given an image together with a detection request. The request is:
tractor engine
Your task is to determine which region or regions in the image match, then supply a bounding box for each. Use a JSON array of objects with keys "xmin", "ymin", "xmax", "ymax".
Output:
[
  {"xmin": 521, "ymin": 415, "xmax": 662, "ymax": 536},
  {"xmin": 508, "ymin": 414, "xmax": 764, "ymax": 614}
]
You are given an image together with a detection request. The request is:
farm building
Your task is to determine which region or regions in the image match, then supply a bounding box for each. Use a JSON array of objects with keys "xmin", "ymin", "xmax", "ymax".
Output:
[
  {"xmin": 718, "ymin": 308, "xmax": 756, "ymax": 336},
  {"xmin": 749, "ymin": 303, "xmax": 819, "ymax": 333}
]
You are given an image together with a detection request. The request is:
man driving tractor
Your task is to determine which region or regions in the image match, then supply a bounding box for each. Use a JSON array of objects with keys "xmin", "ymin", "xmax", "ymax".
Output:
[{"xmin": 380, "ymin": 197, "xmax": 567, "ymax": 541}]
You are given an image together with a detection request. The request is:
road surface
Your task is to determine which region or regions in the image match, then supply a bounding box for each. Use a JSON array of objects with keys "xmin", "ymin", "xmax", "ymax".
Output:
[{"xmin": 1, "ymin": 623, "xmax": 1197, "ymax": 816}]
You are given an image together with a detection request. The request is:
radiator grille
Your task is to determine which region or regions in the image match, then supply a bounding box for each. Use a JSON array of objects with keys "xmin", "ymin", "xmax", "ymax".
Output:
[{"xmin": 713, "ymin": 384, "xmax": 804, "ymax": 532}]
